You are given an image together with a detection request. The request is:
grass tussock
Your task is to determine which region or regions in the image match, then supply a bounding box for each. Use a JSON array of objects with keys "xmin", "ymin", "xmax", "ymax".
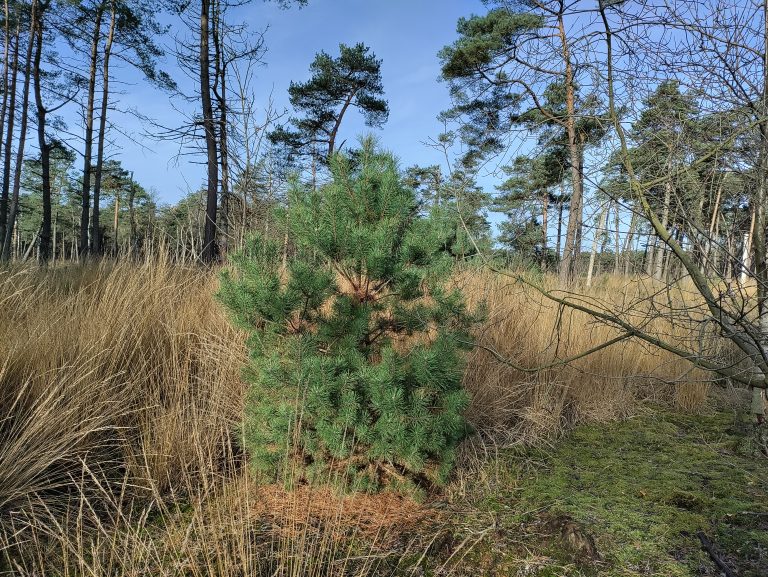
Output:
[
  {"xmin": 0, "ymin": 258, "xmax": 245, "ymax": 552},
  {"xmin": 0, "ymin": 260, "xmax": 729, "ymax": 575},
  {"xmin": 6, "ymin": 474, "xmax": 427, "ymax": 577}
]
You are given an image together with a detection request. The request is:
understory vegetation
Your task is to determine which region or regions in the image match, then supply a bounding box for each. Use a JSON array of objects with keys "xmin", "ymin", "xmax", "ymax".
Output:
[
  {"xmin": 218, "ymin": 147, "xmax": 478, "ymax": 494},
  {"xmin": 1, "ymin": 259, "xmax": 764, "ymax": 576}
]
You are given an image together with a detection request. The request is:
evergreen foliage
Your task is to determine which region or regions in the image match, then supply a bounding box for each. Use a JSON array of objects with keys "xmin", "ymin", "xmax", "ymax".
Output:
[
  {"xmin": 269, "ymin": 43, "xmax": 389, "ymax": 163},
  {"xmin": 218, "ymin": 141, "xmax": 478, "ymax": 494},
  {"xmin": 404, "ymin": 163, "xmax": 492, "ymax": 260}
]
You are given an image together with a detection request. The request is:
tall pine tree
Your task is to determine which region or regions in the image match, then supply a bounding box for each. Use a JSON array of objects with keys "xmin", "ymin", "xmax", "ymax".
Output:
[{"xmin": 269, "ymin": 43, "xmax": 388, "ymax": 165}]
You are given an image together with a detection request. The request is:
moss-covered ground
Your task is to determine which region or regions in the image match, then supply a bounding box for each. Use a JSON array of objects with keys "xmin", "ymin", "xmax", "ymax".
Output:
[{"xmin": 435, "ymin": 408, "xmax": 768, "ymax": 576}]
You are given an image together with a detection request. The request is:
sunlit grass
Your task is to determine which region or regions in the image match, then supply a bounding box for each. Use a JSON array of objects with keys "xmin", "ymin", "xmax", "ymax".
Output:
[{"xmin": 0, "ymin": 260, "xmax": 724, "ymax": 574}]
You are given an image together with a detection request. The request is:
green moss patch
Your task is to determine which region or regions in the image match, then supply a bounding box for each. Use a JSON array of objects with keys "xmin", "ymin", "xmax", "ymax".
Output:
[{"xmin": 443, "ymin": 409, "xmax": 768, "ymax": 576}]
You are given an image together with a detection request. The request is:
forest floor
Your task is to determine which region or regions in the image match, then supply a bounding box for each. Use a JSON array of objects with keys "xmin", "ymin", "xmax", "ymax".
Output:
[
  {"xmin": 160, "ymin": 401, "xmax": 767, "ymax": 577},
  {"xmin": 404, "ymin": 404, "xmax": 768, "ymax": 576}
]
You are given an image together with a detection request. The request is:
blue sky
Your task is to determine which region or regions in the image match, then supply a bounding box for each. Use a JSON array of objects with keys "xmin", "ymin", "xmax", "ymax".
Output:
[{"xmin": 108, "ymin": 0, "xmax": 488, "ymax": 205}]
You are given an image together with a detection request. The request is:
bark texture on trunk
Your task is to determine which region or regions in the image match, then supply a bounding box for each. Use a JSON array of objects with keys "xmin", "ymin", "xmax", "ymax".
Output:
[
  {"xmin": 80, "ymin": 2, "xmax": 105, "ymax": 257},
  {"xmin": 753, "ymin": 0, "xmax": 768, "ymax": 369},
  {"xmin": 654, "ymin": 178, "xmax": 672, "ymax": 280},
  {"xmin": 2, "ymin": 2, "xmax": 36, "ymax": 261},
  {"xmin": 213, "ymin": 0, "xmax": 229, "ymax": 256},
  {"xmin": 541, "ymin": 189, "xmax": 548, "ymax": 271},
  {"xmin": 91, "ymin": 1, "xmax": 116, "ymax": 255},
  {"xmin": 32, "ymin": 3, "xmax": 51, "ymax": 262},
  {"xmin": 200, "ymin": 0, "xmax": 219, "ymax": 263},
  {"xmin": 557, "ymin": 12, "xmax": 583, "ymax": 285},
  {"xmin": 586, "ymin": 203, "xmax": 608, "ymax": 287},
  {"xmin": 0, "ymin": 0, "xmax": 11, "ymax": 243},
  {"xmin": 0, "ymin": 27, "xmax": 19, "ymax": 247}
]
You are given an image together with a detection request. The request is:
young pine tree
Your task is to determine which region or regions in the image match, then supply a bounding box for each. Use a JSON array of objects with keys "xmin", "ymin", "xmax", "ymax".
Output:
[{"xmin": 218, "ymin": 141, "xmax": 478, "ymax": 494}]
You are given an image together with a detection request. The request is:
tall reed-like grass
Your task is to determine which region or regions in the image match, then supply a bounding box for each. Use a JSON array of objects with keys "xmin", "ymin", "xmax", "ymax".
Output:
[
  {"xmin": 455, "ymin": 270, "xmax": 711, "ymax": 443},
  {"xmin": 0, "ymin": 258, "xmax": 245, "ymax": 561},
  {"xmin": 0, "ymin": 260, "xmax": 714, "ymax": 574}
]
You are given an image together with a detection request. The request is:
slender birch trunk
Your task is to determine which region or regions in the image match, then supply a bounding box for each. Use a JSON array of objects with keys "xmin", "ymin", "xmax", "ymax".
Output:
[
  {"xmin": 586, "ymin": 203, "xmax": 609, "ymax": 287},
  {"xmin": 623, "ymin": 209, "xmax": 637, "ymax": 276},
  {"xmin": 654, "ymin": 177, "xmax": 672, "ymax": 280}
]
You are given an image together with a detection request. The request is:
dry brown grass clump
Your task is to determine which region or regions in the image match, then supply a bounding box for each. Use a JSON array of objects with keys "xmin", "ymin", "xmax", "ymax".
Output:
[
  {"xmin": 0, "ymin": 257, "xmax": 246, "ymax": 555},
  {"xmin": 6, "ymin": 474, "xmax": 428, "ymax": 577}
]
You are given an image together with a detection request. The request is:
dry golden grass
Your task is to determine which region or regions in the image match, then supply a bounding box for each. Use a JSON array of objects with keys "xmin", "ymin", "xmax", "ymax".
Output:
[
  {"xmin": 0, "ymin": 257, "xmax": 246, "ymax": 555},
  {"xmin": 454, "ymin": 269, "xmax": 712, "ymax": 444},
  {"xmin": 0, "ymin": 259, "xmax": 717, "ymax": 574},
  {"xmin": 6, "ymin": 474, "xmax": 426, "ymax": 577}
]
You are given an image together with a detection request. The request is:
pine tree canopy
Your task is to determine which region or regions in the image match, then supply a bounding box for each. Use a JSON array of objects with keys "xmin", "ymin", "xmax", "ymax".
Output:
[
  {"xmin": 218, "ymin": 140, "xmax": 479, "ymax": 495},
  {"xmin": 269, "ymin": 43, "xmax": 389, "ymax": 163}
]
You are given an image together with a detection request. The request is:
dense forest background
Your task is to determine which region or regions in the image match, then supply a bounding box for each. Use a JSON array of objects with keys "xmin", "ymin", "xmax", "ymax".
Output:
[{"xmin": 0, "ymin": 0, "xmax": 762, "ymax": 291}]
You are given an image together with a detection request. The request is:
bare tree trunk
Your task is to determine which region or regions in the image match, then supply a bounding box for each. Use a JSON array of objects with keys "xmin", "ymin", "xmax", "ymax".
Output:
[
  {"xmin": 212, "ymin": 0, "xmax": 230, "ymax": 256},
  {"xmin": 327, "ymin": 90, "xmax": 357, "ymax": 159},
  {"xmin": 128, "ymin": 171, "xmax": 137, "ymax": 256},
  {"xmin": 2, "ymin": 2, "xmax": 35, "ymax": 261},
  {"xmin": 22, "ymin": 226, "xmax": 39, "ymax": 260},
  {"xmin": 556, "ymin": 192, "xmax": 564, "ymax": 259},
  {"xmin": 91, "ymin": 1, "xmax": 115, "ymax": 256},
  {"xmin": 0, "ymin": 27, "xmax": 19, "ymax": 248},
  {"xmin": 11, "ymin": 216, "xmax": 16, "ymax": 257},
  {"xmin": 725, "ymin": 229, "xmax": 734, "ymax": 284},
  {"xmin": 623, "ymin": 209, "xmax": 638, "ymax": 276},
  {"xmin": 740, "ymin": 204, "xmax": 756, "ymax": 285},
  {"xmin": 0, "ymin": 0, "xmax": 11, "ymax": 241},
  {"xmin": 113, "ymin": 184, "xmax": 119, "ymax": 255},
  {"xmin": 613, "ymin": 200, "xmax": 620, "ymax": 274},
  {"xmin": 586, "ymin": 202, "xmax": 609, "ymax": 287},
  {"xmin": 559, "ymin": 70, "xmax": 584, "ymax": 285},
  {"xmin": 645, "ymin": 234, "xmax": 656, "ymax": 277},
  {"xmin": 654, "ymin": 178, "xmax": 672, "ymax": 280},
  {"xmin": 753, "ymin": 0, "xmax": 768, "ymax": 365},
  {"xmin": 541, "ymin": 188, "xmax": 548, "ymax": 271},
  {"xmin": 663, "ymin": 226, "xmax": 680, "ymax": 281},
  {"xmin": 52, "ymin": 209, "xmax": 57, "ymax": 262},
  {"xmin": 703, "ymin": 183, "xmax": 722, "ymax": 271},
  {"xmin": 80, "ymin": 2, "xmax": 105, "ymax": 258},
  {"xmin": 713, "ymin": 216, "xmax": 722, "ymax": 275},
  {"xmin": 71, "ymin": 211, "xmax": 76, "ymax": 259},
  {"xmin": 32, "ymin": 2, "xmax": 51, "ymax": 262},
  {"xmin": 200, "ymin": 0, "xmax": 219, "ymax": 263}
]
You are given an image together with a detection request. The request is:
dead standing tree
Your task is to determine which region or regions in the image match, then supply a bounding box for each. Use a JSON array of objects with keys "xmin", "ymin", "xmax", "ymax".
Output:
[{"xmin": 159, "ymin": 0, "xmax": 301, "ymax": 263}]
